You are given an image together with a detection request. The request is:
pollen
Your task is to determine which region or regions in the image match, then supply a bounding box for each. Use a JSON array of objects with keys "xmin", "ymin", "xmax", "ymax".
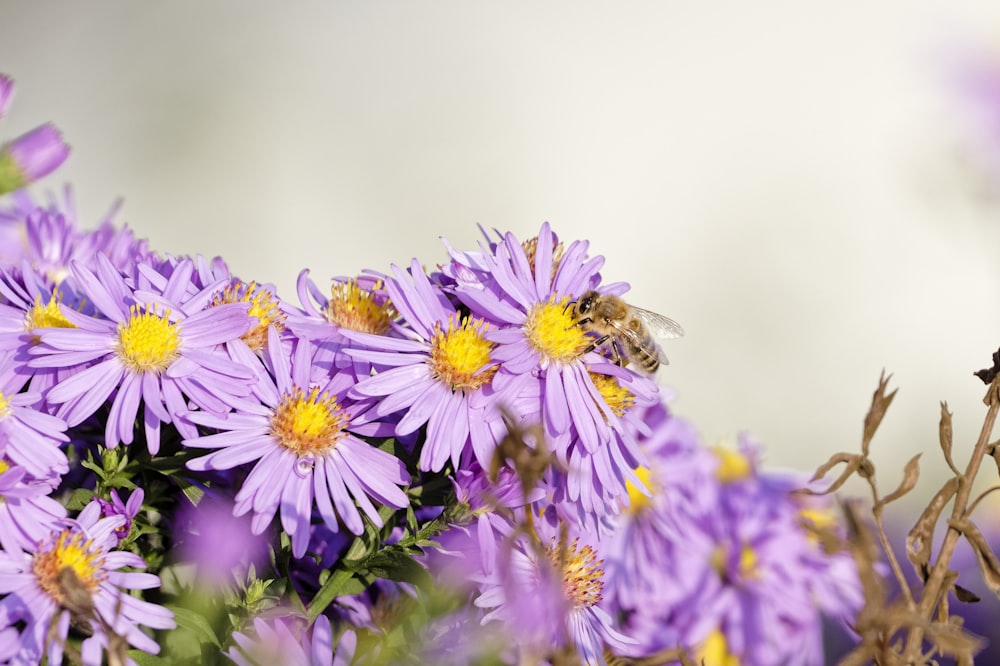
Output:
[
  {"xmin": 524, "ymin": 296, "xmax": 590, "ymax": 365},
  {"xmin": 0, "ymin": 459, "xmax": 9, "ymax": 475},
  {"xmin": 624, "ymin": 466, "xmax": 656, "ymax": 514},
  {"xmin": 711, "ymin": 542, "xmax": 759, "ymax": 584},
  {"xmin": 713, "ymin": 446, "xmax": 752, "ymax": 483},
  {"xmin": 33, "ymin": 530, "xmax": 105, "ymax": 608},
  {"xmin": 547, "ymin": 537, "xmax": 605, "ymax": 609},
  {"xmin": 115, "ymin": 305, "xmax": 181, "ymax": 374},
  {"xmin": 26, "ymin": 293, "xmax": 76, "ymax": 343},
  {"xmin": 697, "ymin": 629, "xmax": 741, "ymax": 666},
  {"xmin": 270, "ymin": 386, "xmax": 348, "ymax": 457},
  {"xmin": 589, "ymin": 372, "xmax": 635, "ymax": 418},
  {"xmin": 212, "ymin": 280, "xmax": 285, "ymax": 352},
  {"xmin": 326, "ymin": 278, "xmax": 396, "ymax": 335},
  {"xmin": 429, "ymin": 315, "xmax": 496, "ymax": 392}
]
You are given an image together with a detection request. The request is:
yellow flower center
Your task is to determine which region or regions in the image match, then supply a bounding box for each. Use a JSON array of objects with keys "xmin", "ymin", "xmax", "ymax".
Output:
[
  {"xmin": 710, "ymin": 542, "xmax": 759, "ymax": 583},
  {"xmin": 547, "ymin": 537, "xmax": 604, "ymax": 609},
  {"xmin": 624, "ymin": 466, "xmax": 655, "ymax": 514},
  {"xmin": 0, "ymin": 459, "xmax": 9, "ymax": 475},
  {"xmin": 115, "ymin": 305, "xmax": 181, "ymax": 374},
  {"xmin": 270, "ymin": 387, "xmax": 348, "ymax": 456},
  {"xmin": 524, "ymin": 296, "xmax": 590, "ymax": 365},
  {"xmin": 429, "ymin": 315, "xmax": 496, "ymax": 392},
  {"xmin": 212, "ymin": 280, "xmax": 285, "ymax": 352},
  {"xmin": 26, "ymin": 293, "xmax": 76, "ymax": 343},
  {"xmin": 589, "ymin": 372, "xmax": 635, "ymax": 418},
  {"xmin": 713, "ymin": 446, "xmax": 752, "ymax": 483},
  {"xmin": 326, "ymin": 279, "xmax": 396, "ymax": 335},
  {"xmin": 697, "ymin": 629, "xmax": 742, "ymax": 666},
  {"xmin": 33, "ymin": 530, "xmax": 105, "ymax": 609},
  {"xmin": 0, "ymin": 391, "xmax": 9, "ymax": 419}
]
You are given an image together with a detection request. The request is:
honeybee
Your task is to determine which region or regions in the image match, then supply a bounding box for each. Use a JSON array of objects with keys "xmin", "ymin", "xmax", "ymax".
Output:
[{"xmin": 567, "ymin": 290, "xmax": 684, "ymax": 373}]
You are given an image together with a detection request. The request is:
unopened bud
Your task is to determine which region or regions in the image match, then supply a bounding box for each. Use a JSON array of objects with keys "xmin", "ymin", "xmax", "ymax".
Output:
[{"xmin": 0, "ymin": 123, "xmax": 70, "ymax": 195}]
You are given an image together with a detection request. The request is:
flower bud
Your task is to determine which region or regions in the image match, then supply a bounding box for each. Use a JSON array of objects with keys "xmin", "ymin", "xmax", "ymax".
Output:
[{"xmin": 0, "ymin": 123, "xmax": 69, "ymax": 195}]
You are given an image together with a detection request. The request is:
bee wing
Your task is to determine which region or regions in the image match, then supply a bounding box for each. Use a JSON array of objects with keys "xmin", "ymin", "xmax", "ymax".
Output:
[{"xmin": 629, "ymin": 307, "xmax": 685, "ymax": 339}]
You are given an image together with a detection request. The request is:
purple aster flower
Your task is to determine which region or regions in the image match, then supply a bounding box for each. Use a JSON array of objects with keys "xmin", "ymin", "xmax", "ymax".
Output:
[
  {"xmin": 0, "ymin": 459, "xmax": 66, "ymax": 555},
  {"xmin": 600, "ymin": 403, "xmax": 714, "ymax": 613},
  {"xmin": 288, "ymin": 269, "xmax": 398, "ymax": 344},
  {"xmin": 0, "ymin": 513, "xmax": 175, "ymax": 665},
  {"xmin": 184, "ymin": 328, "xmax": 410, "ymax": 558},
  {"xmin": 347, "ymin": 258, "xmax": 508, "ymax": 471},
  {"xmin": 448, "ymin": 223, "xmax": 659, "ymax": 523},
  {"xmin": 0, "ymin": 356, "xmax": 69, "ymax": 482},
  {"xmin": 28, "ymin": 253, "xmax": 255, "ymax": 453},
  {"xmin": 472, "ymin": 515, "xmax": 635, "ymax": 665},
  {"xmin": 0, "ymin": 186, "xmax": 152, "ymax": 282},
  {"xmin": 0, "ymin": 124, "xmax": 70, "ymax": 195},
  {"xmin": 85, "ymin": 488, "xmax": 143, "ymax": 545},
  {"xmin": 173, "ymin": 493, "xmax": 269, "ymax": 588},
  {"xmin": 227, "ymin": 615, "xmax": 355, "ymax": 666},
  {"xmin": 606, "ymin": 433, "xmax": 862, "ymax": 665}
]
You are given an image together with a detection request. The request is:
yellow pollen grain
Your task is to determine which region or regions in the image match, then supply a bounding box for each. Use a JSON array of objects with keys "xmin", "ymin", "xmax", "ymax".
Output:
[
  {"xmin": 524, "ymin": 296, "xmax": 590, "ymax": 365},
  {"xmin": 697, "ymin": 629, "xmax": 742, "ymax": 666},
  {"xmin": 589, "ymin": 372, "xmax": 635, "ymax": 418},
  {"xmin": 270, "ymin": 386, "xmax": 347, "ymax": 457},
  {"xmin": 624, "ymin": 466, "xmax": 655, "ymax": 514},
  {"xmin": 115, "ymin": 305, "xmax": 181, "ymax": 374},
  {"xmin": 429, "ymin": 316, "xmax": 496, "ymax": 392},
  {"xmin": 739, "ymin": 545, "xmax": 758, "ymax": 579},
  {"xmin": 0, "ymin": 459, "xmax": 9, "ymax": 475},
  {"xmin": 326, "ymin": 279, "xmax": 396, "ymax": 335},
  {"xmin": 547, "ymin": 537, "xmax": 605, "ymax": 609},
  {"xmin": 212, "ymin": 280, "xmax": 286, "ymax": 352},
  {"xmin": 26, "ymin": 294, "xmax": 76, "ymax": 343},
  {"xmin": 713, "ymin": 446, "xmax": 752, "ymax": 483},
  {"xmin": 33, "ymin": 530, "xmax": 104, "ymax": 607}
]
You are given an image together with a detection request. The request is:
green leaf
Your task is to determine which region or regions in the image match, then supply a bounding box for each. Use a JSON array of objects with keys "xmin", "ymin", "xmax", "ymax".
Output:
[
  {"xmin": 364, "ymin": 548, "xmax": 432, "ymax": 588},
  {"xmin": 64, "ymin": 488, "xmax": 96, "ymax": 512},
  {"xmin": 128, "ymin": 650, "xmax": 174, "ymax": 666},
  {"xmin": 168, "ymin": 604, "xmax": 222, "ymax": 649}
]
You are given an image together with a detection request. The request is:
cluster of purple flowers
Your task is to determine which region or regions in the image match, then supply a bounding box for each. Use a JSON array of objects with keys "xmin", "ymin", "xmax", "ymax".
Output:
[{"xmin": 0, "ymin": 71, "xmax": 865, "ymax": 665}]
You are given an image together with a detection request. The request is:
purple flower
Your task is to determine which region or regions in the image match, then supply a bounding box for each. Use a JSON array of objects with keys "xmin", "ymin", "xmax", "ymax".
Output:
[
  {"xmin": 604, "ymin": 432, "xmax": 862, "ymax": 665},
  {"xmin": 0, "ymin": 124, "xmax": 70, "ymax": 194},
  {"xmin": 347, "ymin": 258, "xmax": 508, "ymax": 471},
  {"xmin": 288, "ymin": 270, "xmax": 397, "ymax": 343},
  {"xmin": 0, "ymin": 459, "xmax": 66, "ymax": 555},
  {"xmin": 29, "ymin": 254, "xmax": 255, "ymax": 453},
  {"xmin": 88, "ymin": 488, "xmax": 143, "ymax": 545},
  {"xmin": 449, "ymin": 223, "xmax": 658, "ymax": 523},
  {"xmin": 0, "ymin": 357, "xmax": 69, "ymax": 482},
  {"xmin": 0, "ymin": 513, "xmax": 175, "ymax": 664},
  {"xmin": 227, "ymin": 615, "xmax": 355, "ymax": 666},
  {"xmin": 173, "ymin": 493, "xmax": 269, "ymax": 587},
  {"xmin": 184, "ymin": 329, "xmax": 410, "ymax": 558}
]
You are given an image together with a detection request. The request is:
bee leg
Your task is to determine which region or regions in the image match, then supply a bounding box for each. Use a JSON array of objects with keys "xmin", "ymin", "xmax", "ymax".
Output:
[
  {"xmin": 582, "ymin": 334, "xmax": 610, "ymax": 354},
  {"xmin": 568, "ymin": 316, "xmax": 593, "ymax": 330}
]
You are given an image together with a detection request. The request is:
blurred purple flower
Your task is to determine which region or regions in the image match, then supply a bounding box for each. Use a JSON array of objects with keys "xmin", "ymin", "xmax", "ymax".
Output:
[
  {"xmin": 0, "ymin": 124, "xmax": 69, "ymax": 194},
  {"xmin": 227, "ymin": 615, "xmax": 354, "ymax": 666},
  {"xmin": 174, "ymin": 493, "xmax": 269, "ymax": 587}
]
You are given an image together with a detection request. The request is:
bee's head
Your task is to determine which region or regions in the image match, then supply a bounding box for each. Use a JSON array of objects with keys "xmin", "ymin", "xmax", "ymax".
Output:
[{"xmin": 571, "ymin": 290, "xmax": 598, "ymax": 316}]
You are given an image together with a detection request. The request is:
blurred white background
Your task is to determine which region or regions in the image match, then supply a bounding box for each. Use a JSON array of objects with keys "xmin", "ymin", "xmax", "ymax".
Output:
[{"xmin": 5, "ymin": 2, "xmax": 1000, "ymax": 488}]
